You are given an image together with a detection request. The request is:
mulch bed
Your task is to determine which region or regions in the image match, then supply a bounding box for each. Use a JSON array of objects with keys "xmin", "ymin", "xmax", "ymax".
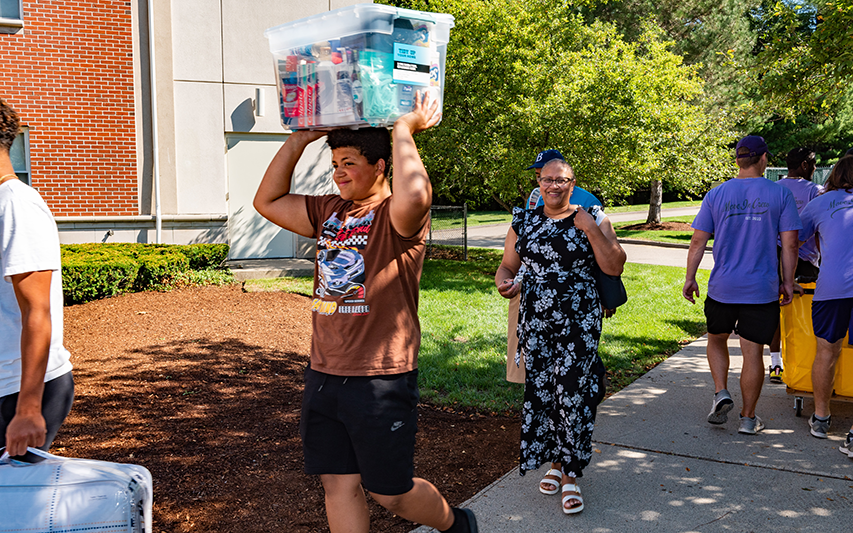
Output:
[
  {"xmin": 58, "ymin": 285, "xmax": 520, "ymax": 532},
  {"xmin": 619, "ymin": 221, "xmax": 693, "ymax": 231}
]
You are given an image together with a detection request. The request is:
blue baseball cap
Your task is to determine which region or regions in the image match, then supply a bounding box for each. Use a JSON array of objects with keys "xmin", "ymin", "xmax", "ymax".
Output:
[
  {"xmin": 527, "ymin": 149, "xmax": 564, "ymax": 169},
  {"xmin": 736, "ymin": 135, "xmax": 773, "ymax": 159}
]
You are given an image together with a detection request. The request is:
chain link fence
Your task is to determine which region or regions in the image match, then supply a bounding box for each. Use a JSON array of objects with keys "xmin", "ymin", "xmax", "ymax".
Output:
[
  {"xmin": 766, "ymin": 166, "xmax": 832, "ymax": 186},
  {"xmin": 427, "ymin": 205, "xmax": 467, "ymax": 260}
]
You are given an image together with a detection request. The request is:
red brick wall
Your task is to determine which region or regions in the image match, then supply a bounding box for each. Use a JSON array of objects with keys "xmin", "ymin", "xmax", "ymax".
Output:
[{"xmin": 0, "ymin": 1, "xmax": 137, "ymax": 216}]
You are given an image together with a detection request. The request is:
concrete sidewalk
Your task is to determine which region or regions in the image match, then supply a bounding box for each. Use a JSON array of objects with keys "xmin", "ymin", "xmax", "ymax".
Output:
[{"xmin": 414, "ymin": 336, "xmax": 853, "ymax": 532}]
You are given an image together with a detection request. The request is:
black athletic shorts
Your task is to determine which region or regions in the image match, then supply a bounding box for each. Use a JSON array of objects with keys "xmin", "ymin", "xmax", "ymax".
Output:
[
  {"xmin": 300, "ymin": 367, "xmax": 419, "ymax": 496},
  {"xmin": 704, "ymin": 297, "xmax": 779, "ymax": 345},
  {"xmin": 0, "ymin": 371, "xmax": 75, "ymax": 454}
]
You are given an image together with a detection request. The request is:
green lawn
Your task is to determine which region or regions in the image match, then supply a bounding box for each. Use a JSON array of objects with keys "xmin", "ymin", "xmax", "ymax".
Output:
[
  {"xmin": 467, "ymin": 211, "xmax": 514, "ymax": 226},
  {"xmin": 417, "ymin": 249, "xmax": 708, "ymax": 412},
  {"xmin": 612, "ymin": 215, "xmax": 707, "ymax": 246},
  {"xmin": 251, "ymin": 247, "xmax": 710, "ymax": 414},
  {"xmin": 242, "ymin": 276, "xmax": 313, "ymax": 296},
  {"xmin": 604, "ymin": 200, "xmax": 702, "ymax": 214}
]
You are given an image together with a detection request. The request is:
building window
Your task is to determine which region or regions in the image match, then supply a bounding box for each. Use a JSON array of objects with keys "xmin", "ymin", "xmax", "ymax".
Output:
[
  {"xmin": 0, "ymin": 0, "xmax": 23, "ymax": 28},
  {"xmin": 10, "ymin": 128, "xmax": 30, "ymax": 185}
]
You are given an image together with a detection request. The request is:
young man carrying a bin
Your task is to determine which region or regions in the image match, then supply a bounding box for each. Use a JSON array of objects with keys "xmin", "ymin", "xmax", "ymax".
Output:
[
  {"xmin": 683, "ymin": 135, "xmax": 801, "ymax": 435},
  {"xmin": 0, "ymin": 99, "xmax": 74, "ymax": 457},
  {"xmin": 254, "ymin": 92, "xmax": 477, "ymax": 533},
  {"xmin": 767, "ymin": 147, "xmax": 823, "ymax": 383},
  {"xmin": 797, "ymin": 155, "xmax": 853, "ymax": 451}
]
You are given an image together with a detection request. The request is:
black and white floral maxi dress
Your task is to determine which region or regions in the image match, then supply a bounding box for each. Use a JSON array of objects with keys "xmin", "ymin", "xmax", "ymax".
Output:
[{"xmin": 512, "ymin": 206, "xmax": 607, "ymax": 479}]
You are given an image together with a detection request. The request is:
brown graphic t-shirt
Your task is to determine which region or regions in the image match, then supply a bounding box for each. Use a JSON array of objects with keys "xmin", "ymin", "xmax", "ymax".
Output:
[{"xmin": 304, "ymin": 194, "xmax": 427, "ymax": 376}]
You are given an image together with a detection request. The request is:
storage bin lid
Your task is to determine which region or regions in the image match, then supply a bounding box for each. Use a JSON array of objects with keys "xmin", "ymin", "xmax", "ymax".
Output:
[{"xmin": 265, "ymin": 2, "xmax": 454, "ymax": 52}]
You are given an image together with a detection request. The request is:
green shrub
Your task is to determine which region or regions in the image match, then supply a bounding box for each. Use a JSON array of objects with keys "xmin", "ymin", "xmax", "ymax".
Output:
[
  {"xmin": 61, "ymin": 253, "xmax": 138, "ymax": 305},
  {"xmin": 60, "ymin": 242, "xmax": 231, "ymax": 305},
  {"xmin": 132, "ymin": 246, "xmax": 189, "ymax": 291},
  {"xmin": 181, "ymin": 243, "xmax": 229, "ymax": 270}
]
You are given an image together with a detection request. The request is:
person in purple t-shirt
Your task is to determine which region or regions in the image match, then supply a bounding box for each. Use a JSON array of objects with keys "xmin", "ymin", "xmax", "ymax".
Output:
[
  {"xmin": 767, "ymin": 147, "xmax": 823, "ymax": 383},
  {"xmin": 683, "ymin": 135, "xmax": 802, "ymax": 436},
  {"xmin": 798, "ymin": 155, "xmax": 853, "ymax": 455}
]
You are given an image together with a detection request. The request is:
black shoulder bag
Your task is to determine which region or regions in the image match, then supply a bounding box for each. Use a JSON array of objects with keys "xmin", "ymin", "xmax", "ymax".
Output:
[
  {"xmin": 593, "ymin": 263, "xmax": 628, "ymax": 309},
  {"xmin": 587, "ymin": 207, "xmax": 628, "ymax": 309}
]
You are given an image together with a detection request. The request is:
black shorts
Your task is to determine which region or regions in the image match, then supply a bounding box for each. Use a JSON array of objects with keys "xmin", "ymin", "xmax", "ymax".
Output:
[
  {"xmin": 704, "ymin": 297, "xmax": 779, "ymax": 345},
  {"xmin": 777, "ymin": 246, "xmax": 820, "ymax": 283},
  {"xmin": 300, "ymin": 367, "xmax": 419, "ymax": 496},
  {"xmin": 0, "ymin": 371, "xmax": 74, "ymax": 453}
]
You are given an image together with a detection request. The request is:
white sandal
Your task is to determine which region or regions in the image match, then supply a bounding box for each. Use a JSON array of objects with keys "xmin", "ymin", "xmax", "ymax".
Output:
[
  {"xmin": 538, "ymin": 468, "xmax": 562, "ymax": 495},
  {"xmin": 561, "ymin": 483, "xmax": 584, "ymax": 514}
]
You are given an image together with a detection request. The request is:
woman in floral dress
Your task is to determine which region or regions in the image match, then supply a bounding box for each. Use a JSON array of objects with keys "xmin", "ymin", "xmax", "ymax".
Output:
[{"xmin": 496, "ymin": 158, "xmax": 625, "ymax": 515}]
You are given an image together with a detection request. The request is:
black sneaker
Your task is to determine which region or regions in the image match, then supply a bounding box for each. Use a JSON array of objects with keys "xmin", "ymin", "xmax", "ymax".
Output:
[
  {"xmin": 707, "ymin": 389, "xmax": 733, "ymax": 425},
  {"xmin": 444, "ymin": 508, "xmax": 478, "ymax": 533}
]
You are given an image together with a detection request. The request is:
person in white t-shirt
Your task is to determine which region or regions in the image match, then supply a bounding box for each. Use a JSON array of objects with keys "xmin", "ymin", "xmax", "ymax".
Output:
[{"xmin": 0, "ymin": 99, "xmax": 74, "ymax": 458}]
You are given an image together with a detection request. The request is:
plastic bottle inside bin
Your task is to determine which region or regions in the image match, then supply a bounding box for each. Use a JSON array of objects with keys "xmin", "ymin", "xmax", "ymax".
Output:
[
  {"xmin": 335, "ymin": 54, "xmax": 355, "ymax": 122},
  {"xmin": 330, "ymin": 39, "xmax": 343, "ymax": 64},
  {"xmin": 349, "ymin": 49, "xmax": 364, "ymax": 120},
  {"xmin": 316, "ymin": 58, "xmax": 358, "ymax": 126},
  {"xmin": 315, "ymin": 59, "xmax": 336, "ymax": 124}
]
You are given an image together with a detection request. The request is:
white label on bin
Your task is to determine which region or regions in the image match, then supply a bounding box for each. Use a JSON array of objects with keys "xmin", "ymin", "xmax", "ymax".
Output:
[{"xmin": 393, "ymin": 44, "xmax": 430, "ymax": 86}]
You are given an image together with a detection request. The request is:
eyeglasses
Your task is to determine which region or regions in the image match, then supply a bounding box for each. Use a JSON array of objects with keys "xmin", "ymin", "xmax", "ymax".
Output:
[{"xmin": 538, "ymin": 177, "xmax": 574, "ymax": 187}]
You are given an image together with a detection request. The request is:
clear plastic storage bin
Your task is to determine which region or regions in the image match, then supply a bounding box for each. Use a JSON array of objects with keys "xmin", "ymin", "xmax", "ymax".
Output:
[{"xmin": 264, "ymin": 3, "xmax": 454, "ymax": 130}]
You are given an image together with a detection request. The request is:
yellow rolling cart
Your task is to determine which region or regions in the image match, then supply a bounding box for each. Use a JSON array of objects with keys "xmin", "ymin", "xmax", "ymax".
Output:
[{"xmin": 780, "ymin": 283, "xmax": 853, "ymax": 416}]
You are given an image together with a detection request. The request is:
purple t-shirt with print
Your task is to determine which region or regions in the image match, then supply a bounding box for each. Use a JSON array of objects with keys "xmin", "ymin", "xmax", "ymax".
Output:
[
  {"xmin": 799, "ymin": 189, "xmax": 853, "ymax": 301},
  {"xmin": 692, "ymin": 178, "xmax": 802, "ymax": 304},
  {"xmin": 776, "ymin": 178, "xmax": 822, "ymax": 266}
]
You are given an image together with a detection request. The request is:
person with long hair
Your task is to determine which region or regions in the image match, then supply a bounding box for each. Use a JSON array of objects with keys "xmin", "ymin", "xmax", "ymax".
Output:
[{"xmin": 798, "ymin": 155, "xmax": 853, "ymax": 452}]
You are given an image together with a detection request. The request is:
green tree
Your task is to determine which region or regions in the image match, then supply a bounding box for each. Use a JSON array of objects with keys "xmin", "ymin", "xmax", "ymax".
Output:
[
  {"xmin": 752, "ymin": 87, "xmax": 853, "ymax": 166},
  {"xmin": 385, "ymin": 0, "xmax": 734, "ymax": 219},
  {"xmin": 746, "ymin": 0, "xmax": 853, "ymax": 118},
  {"xmin": 722, "ymin": 0, "xmax": 853, "ymax": 163},
  {"xmin": 581, "ymin": 0, "xmax": 761, "ymax": 111}
]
